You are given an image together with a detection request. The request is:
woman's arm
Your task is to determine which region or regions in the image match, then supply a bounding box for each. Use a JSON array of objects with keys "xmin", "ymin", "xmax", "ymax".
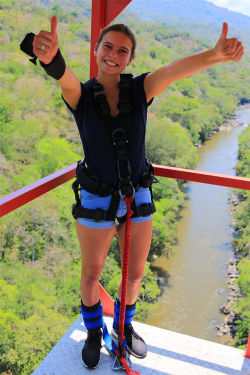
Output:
[
  {"xmin": 57, "ymin": 66, "xmax": 81, "ymax": 111},
  {"xmin": 33, "ymin": 16, "xmax": 81, "ymax": 110},
  {"xmin": 144, "ymin": 23, "xmax": 244, "ymax": 102}
]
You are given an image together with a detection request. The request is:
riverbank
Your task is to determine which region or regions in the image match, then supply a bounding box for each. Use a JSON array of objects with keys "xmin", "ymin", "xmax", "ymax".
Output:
[
  {"xmin": 213, "ymin": 104, "xmax": 250, "ymax": 343},
  {"xmin": 218, "ymin": 103, "xmax": 250, "ymax": 132},
  {"xmin": 147, "ymin": 107, "xmax": 250, "ymax": 345},
  {"xmin": 217, "ymin": 257, "xmax": 242, "ymax": 338},
  {"xmin": 217, "ymin": 189, "xmax": 249, "ymax": 342},
  {"xmin": 195, "ymin": 104, "xmax": 249, "ymax": 150}
]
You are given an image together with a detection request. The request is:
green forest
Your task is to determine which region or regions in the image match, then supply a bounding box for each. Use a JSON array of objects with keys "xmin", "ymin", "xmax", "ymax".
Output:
[
  {"xmin": 227, "ymin": 127, "xmax": 250, "ymax": 350},
  {"xmin": 0, "ymin": 0, "xmax": 250, "ymax": 374}
]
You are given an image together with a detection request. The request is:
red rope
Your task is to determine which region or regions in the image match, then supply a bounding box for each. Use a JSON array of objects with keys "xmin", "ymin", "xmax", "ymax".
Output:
[
  {"xmin": 119, "ymin": 196, "xmax": 134, "ymax": 349},
  {"xmin": 117, "ymin": 196, "xmax": 141, "ymax": 375}
]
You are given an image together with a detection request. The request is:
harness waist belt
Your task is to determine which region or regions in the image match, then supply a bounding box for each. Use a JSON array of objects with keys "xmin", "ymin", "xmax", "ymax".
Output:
[{"xmin": 72, "ymin": 200, "xmax": 156, "ymax": 223}]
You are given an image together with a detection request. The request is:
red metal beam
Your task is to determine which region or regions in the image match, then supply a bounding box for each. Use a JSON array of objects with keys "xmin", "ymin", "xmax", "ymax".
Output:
[
  {"xmin": 245, "ymin": 333, "xmax": 250, "ymax": 359},
  {"xmin": 90, "ymin": 0, "xmax": 132, "ymax": 78},
  {"xmin": 153, "ymin": 165, "xmax": 250, "ymax": 190},
  {"xmin": 0, "ymin": 163, "xmax": 76, "ymax": 217},
  {"xmin": 2, "ymin": 164, "xmax": 250, "ymax": 218},
  {"xmin": 100, "ymin": 284, "xmax": 114, "ymax": 316}
]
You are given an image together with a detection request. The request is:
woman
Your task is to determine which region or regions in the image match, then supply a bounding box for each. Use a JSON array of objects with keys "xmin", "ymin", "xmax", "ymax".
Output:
[{"xmin": 33, "ymin": 16, "xmax": 243, "ymax": 369}]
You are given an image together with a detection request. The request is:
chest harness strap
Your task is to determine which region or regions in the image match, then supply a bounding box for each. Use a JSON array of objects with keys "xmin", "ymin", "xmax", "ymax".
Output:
[{"xmin": 72, "ymin": 74, "xmax": 157, "ymax": 223}]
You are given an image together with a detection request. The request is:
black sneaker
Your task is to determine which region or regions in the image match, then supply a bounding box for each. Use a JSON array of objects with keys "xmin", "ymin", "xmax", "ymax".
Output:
[
  {"xmin": 111, "ymin": 324, "xmax": 147, "ymax": 359},
  {"xmin": 82, "ymin": 329, "xmax": 102, "ymax": 369}
]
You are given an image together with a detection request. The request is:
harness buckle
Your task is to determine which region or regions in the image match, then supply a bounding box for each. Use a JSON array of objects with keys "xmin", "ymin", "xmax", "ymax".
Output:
[
  {"xmin": 95, "ymin": 208, "xmax": 106, "ymax": 222},
  {"xmin": 112, "ymin": 352, "xmax": 132, "ymax": 371},
  {"xmin": 72, "ymin": 203, "xmax": 78, "ymax": 220},
  {"xmin": 112, "ymin": 128, "xmax": 128, "ymax": 145},
  {"xmin": 117, "ymin": 160, "xmax": 131, "ymax": 182},
  {"xmin": 139, "ymin": 203, "xmax": 150, "ymax": 217},
  {"xmin": 119, "ymin": 184, "xmax": 135, "ymax": 199}
]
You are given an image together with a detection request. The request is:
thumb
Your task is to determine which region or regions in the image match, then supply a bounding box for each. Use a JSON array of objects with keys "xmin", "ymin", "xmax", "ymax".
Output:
[
  {"xmin": 220, "ymin": 22, "xmax": 228, "ymax": 42},
  {"xmin": 51, "ymin": 15, "xmax": 57, "ymax": 35}
]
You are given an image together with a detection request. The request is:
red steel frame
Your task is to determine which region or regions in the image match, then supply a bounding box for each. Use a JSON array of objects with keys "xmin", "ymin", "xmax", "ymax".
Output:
[
  {"xmin": 2, "ymin": 163, "xmax": 250, "ymax": 218},
  {"xmin": 1, "ymin": 0, "xmax": 250, "ymax": 358}
]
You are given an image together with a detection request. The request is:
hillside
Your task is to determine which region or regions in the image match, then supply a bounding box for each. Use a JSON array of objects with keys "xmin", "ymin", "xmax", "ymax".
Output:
[
  {"xmin": 128, "ymin": 0, "xmax": 250, "ymax": 31},
  {"xmin": 9, "ymin": 0, "xmax": 250, "ymax": 51},
  {"xmin": 26, "ymin": 0, "xmax": 250, "ymax": 31},
  {"xmin": 127, "ymin": 0, "xmax": 250, "ymax": 51},
  {"xmin": 25, "ymin": 0, "xmax": 250, "ymax": 54}
]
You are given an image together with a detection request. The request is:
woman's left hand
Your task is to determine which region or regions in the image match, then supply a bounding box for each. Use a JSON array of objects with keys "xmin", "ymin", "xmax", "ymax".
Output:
[{"xmin": 214, "ymin": 22, "xmax": 244, "ymax": 62}]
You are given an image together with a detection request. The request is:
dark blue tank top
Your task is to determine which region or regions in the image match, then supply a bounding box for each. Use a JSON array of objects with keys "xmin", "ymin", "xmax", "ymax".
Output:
[{"xmin": 62, "ymin": 73, "xmax": 153, "ymax": 191}]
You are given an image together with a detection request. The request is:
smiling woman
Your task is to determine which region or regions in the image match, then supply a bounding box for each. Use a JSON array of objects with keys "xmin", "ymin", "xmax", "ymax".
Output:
[{"xmin": 28, "ymin": 14, "xmax": 245, "ymax": 370}]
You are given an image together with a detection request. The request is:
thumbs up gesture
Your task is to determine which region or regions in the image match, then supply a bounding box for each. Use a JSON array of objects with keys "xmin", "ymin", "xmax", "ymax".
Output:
[
  {"xmin": 214, "ymin": 22, "xmax": 244, "ymax": 62},
  {"xmin": 33, "ymin": 15, "xmax": 59, "ymax": 64}
]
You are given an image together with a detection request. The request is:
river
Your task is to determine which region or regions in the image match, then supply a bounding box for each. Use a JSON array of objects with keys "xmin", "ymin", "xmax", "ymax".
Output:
[{"xmin": 147, "ymin": 107, "xmax": 250, "ymax": 345}]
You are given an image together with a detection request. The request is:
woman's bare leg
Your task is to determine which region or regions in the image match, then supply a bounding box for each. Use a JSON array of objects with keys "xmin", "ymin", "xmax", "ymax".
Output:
[
  {"xmin": 76, "ymin": 221, "xmax": 117, "ymax": 306},
  {"xmin": 117, "ymin": 219, "xmax": 152, "ymax": 305}
]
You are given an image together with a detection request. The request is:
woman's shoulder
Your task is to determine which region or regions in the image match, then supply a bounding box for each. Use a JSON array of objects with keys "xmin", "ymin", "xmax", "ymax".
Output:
[
  {"xmin": 132, "ymin": 73, "xmax": 153, "ymax": 107},
  {"xmin": 132, "ymin": 72, "xmax": 151, "ymax": 90},
  {"xmin": 132, "ymin": 72, "xmax": 151, "ymax": 82}
]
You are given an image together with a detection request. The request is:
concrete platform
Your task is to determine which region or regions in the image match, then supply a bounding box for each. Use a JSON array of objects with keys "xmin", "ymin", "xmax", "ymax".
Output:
[{"xmin": 32, "ymin": 315, "xmax": 250, "ymax": 375}]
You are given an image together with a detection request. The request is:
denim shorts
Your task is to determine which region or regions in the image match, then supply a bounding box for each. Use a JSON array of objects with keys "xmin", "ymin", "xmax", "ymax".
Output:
[{"xmin": 77, "ymin": 187, "xmax": 153, "ymax": 229}]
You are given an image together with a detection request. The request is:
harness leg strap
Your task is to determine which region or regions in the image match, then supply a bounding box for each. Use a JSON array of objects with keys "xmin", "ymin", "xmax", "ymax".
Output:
[{"xmin": 81, "ymin": 300, "xmax": 104, "ymax": 330}]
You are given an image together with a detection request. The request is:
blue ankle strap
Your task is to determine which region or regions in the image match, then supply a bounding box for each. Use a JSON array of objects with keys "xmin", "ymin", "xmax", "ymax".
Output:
[
  {"xmin": 113, "ymin": 298, "xmax": 136, "ymax": 326},
  {"xmin": 81, "ymin": 303, "xmax": 104, "ymax": 330}
]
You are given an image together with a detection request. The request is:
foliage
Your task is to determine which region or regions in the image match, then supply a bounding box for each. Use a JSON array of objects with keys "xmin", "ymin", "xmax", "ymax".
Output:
[
  {"xmin": 146, "ymin": 116, "xmax": 197, "ymax": 168},
  {"xmin": 0, "ymin": 265, "xmax": 72, "ymax": 375},
  {"xmin": 230, "ymin": 259, "xmax": 250, "ymax": 347},
  {"xmin": 230, "ymin": 126, "xmax": 250, "ymax": 349}
]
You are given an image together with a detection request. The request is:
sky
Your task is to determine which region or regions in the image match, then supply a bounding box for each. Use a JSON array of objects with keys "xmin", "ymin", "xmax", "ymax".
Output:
[{"xmin": 205, "ymin": 0, "xmax": 250, "ymax": 16}]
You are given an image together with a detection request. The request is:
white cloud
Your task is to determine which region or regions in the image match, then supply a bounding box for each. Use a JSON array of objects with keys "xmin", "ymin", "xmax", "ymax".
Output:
[{"xmin": 206, "ymin": 0, "xmax": 250, "ymax": 16}]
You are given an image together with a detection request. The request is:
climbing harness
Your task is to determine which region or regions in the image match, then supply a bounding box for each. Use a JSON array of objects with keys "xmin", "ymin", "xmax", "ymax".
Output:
[{"xmin": 71, "ymin": 74, "xmax": 158, "ymax": 224}]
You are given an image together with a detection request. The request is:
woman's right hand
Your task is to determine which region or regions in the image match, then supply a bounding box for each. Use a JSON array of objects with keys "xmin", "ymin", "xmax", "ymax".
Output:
[{"xmin": 33, "ymin": 15, "xmax": 59, "ymax": 64}]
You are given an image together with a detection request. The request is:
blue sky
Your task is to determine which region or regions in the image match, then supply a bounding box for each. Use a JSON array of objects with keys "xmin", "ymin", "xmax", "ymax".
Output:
[{"xmin": 205, "ymin": 0, "xmax": 250, "ymax": 16}]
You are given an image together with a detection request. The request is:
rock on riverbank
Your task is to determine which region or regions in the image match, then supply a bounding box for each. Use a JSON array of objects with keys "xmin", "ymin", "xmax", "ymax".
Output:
[
  {"xmin": 218, "ymin": 102, "xmax": 250, "ymax": 132},
  {"xmin": 219, "ymin": 117, "xmax": 243, "ymax": 132},
  {"xmin": 217, "ymin": 258, "xmax": 243, "ymax": 338}
]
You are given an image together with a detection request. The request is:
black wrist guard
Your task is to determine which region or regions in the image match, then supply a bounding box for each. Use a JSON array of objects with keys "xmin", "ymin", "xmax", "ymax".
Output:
[
  {"xmin": 20, "ymin": 32, "xmax": 37, "ymax": 65},
  {"xmin": 39, "ymin": 49, "xmax": 66, "ymax": 80}
]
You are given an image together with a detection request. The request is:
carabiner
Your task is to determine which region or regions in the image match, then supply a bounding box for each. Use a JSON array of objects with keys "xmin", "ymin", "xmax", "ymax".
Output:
[{"xmin": 112, "ymin": 352, "xmax": 132, "ymax": 371}]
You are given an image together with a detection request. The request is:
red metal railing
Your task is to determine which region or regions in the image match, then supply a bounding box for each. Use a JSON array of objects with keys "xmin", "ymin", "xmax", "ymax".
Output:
[{"xmin": 2, "ymin": 163, "xmax": 250, "ymax": 217}]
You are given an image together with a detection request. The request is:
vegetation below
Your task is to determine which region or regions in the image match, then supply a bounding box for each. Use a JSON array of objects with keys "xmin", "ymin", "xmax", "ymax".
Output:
[
  {"xmin": 228, "ymin": 124, "xmax": 250, "ymax": 349},
  {"xmin": 0, "ymin": 0, "xmax": 250, "ymax": 373}
]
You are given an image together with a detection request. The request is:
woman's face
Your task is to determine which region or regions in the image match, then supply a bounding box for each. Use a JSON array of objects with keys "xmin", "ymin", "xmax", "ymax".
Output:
[{"xmin": 94, "ymin": 31, "xmax": 133, "ymax": 75}]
